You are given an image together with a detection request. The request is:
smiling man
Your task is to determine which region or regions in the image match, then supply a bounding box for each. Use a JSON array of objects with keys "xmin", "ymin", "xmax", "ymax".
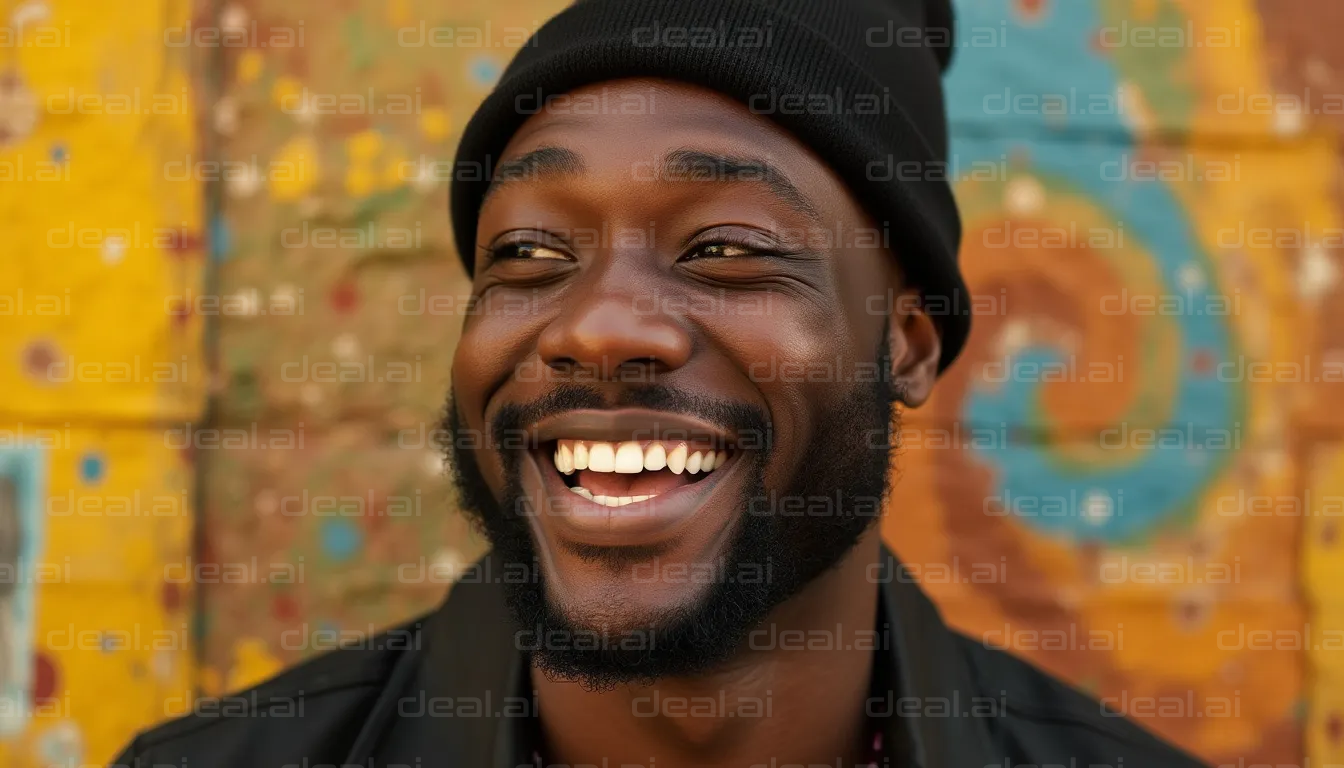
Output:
[{"xmin": 114, "ymin": 1, "xmax": 1209, "ymax": 767}]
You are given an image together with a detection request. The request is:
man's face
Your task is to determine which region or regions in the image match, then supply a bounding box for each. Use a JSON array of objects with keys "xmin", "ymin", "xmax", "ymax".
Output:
[{"xmin": 444, "ymin": 79, "xmax": 940, "ymax": 687}]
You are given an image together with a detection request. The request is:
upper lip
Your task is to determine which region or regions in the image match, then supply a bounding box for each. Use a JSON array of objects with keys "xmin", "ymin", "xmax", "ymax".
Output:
[{"xmin": 529, "ymin": 408, "xmax": 737, "ymax": 449}]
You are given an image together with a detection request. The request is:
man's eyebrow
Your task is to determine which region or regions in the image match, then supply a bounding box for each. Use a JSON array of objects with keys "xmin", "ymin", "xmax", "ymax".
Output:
[
  {"xmin": 480, "ymin": 146, "xmax": 823, "ymax": 224},
  {"xmin": 661, "ymin": 148, "xmax": 823, "ymax": 225},
  {"xmin": 482, "ymin": 146, "xmax": 585, "ymax": 205}
]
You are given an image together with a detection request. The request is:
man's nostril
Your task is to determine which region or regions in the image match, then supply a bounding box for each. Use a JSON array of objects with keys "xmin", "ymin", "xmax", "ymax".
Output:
[{"xmin": 620, "ymin": 356, "xmax": 662, "ymax": 370}]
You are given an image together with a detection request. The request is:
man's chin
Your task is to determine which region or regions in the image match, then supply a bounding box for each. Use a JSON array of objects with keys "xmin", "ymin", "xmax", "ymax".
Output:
[
  {"xmin": 525, "ymin": 502, "xmax": 746, "ymax": 634},
  {"xmin": 515, "ymin": 539, "xmax": 766, "ymax": 688},
  {"xmin": 516, "ymin": 592, "xmax": 721, "ymax": 689},
  {"xmin": 545, "ymin": 572, "xmax": 713, "ymax": 628},
  {"xmin": 528, "ymin": 601, "xmax": 701, "ymax": 685}
]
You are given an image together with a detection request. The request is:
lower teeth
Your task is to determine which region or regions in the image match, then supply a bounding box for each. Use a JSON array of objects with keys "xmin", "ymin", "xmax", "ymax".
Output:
[{"xmin": 569, "ymin": 487, "xmax": 656, "ymax": 507}]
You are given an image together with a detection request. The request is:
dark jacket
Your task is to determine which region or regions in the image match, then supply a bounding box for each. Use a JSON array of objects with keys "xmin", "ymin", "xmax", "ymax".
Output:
[{"xmin": 112, "ymin": 548, "xmax": 1209, "ymax": 768}]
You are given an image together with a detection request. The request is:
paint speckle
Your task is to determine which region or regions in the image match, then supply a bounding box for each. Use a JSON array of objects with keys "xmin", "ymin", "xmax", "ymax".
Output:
[
  {"xmin": 214, "ymin": 95, "xmax": 239, "ymax": 135},
  {"xmin": 1173, "ymin": 588, "xmax": 1213, "ymax": 630},
  {"xmin": 32, "ymin": 652, "xmax": 57, "ymax": 702},
  {"xmin": 1116, "ymin": 81, "xmax": 1154, "ymax": 135},
  {"xmin": 1016, "ymin": 0, "xmax": 1046, "ymax": 20},
  {"xmin": 332, "ymin": 333, "xmax": 360, "ymax": 360},
  {"xmin": 430, "ymin": 548, "xmax": 466, "ymax": 582},
  {"xmin": 1004, "ymin": 176, "xmax": 1045, "ymax": 216},
  {"xmin": 152, "ymin": 649, "xmax": 175, "ymax": 681},
  {"xmin": 226, "ymin": 288, "xmax": 260, "ymax": 315},
  {"xmin": 78, "ymin": 452, "xmax": 105, "ymax": 485},
  {"xmin": 419, "ymin": 107, "xmax": 451, "ymax": 142},
  {"xmin": 209, "ymin": 217, "xmax": 234, "ymax": 264},
  {"xmin": 236, "ymin": 49, "xmax": 264, "ymax": 84},
  {"xmin": 409, "ymin": 157, "xmax": 439, "ymax": 193},
  {"xmin": 320, "ymin": 518, "xmax": 362, "ymax": 561},
  {"xmin": 36, "ymin": 721, "xmax": 82, "ymax": 765},
  {"xmin": 101, "ymin": 234, "xmax": 127, "ymax": 264},
  {"xmin": 995, "ymin": 319, "xmax": 1033, "ymax": 358},
  {"xmin": 22, "ymin": 339, "xmax": 59, "ymax": 382},
  {"xmin": 347, "ymin": 130, "xmax": 384, "ymax": 162},
  {"xmin": 1081, "ymin": 489, "xmax": 1113, "ymax": 526},
  {"xmin": 423, "ymin": 451, "xmax": 445, "ymax": 476},
  {"xmin": 0, "ymin": 69, "xmax": 38, "ymax": 147},
  {"xmin": 300, "ymin": 383, "xmax": 323, "ymax": 407},
  {"xmin": 1272, "ymin": 99, "xmax": 1305, "ymax": 137},
  {"xmin": 468, "ymin": 55, "xmax": 503, "ymax": 88},
  {"xmin": 1190, "ymin": 348, "xmax": 1215, "ymax": 376},
  {"xmin": 271, "ymin": 593, "xmax": 299, "ymax": 622},
  {"xmin": 270, "ymin": 135, "xmax": 321, "ymax": 201},
  {"xmin": 1176, "ymin": 263, "xmax": 1205, "ymax": 292},
  {"xmin": 161, "ymin": 581, "xmax": 183, "ymax": 613},
  {"xmin": 254, "ymin": 489, "xmax": 278, "ymax": 515},
  {"xmin": 220, "ymin": 4, "xmax": 249, "ymax": 33},
  {"xmin": 225, "ymin": 163, "xmax": 263, "ymax": 198},
  {"xmin": 10, "ymin": 0, "xmax": 52, "ymax": 29},
  {"xmin": 164, "ymin": 228, "xmax": 202, "ymax": 257},
  {"xmin": 1299, "ymin": 245, "xmax": 1339, "ymax": 301},
  {"xmin": 1258, "ymin": 449, "xmax": 1288, "ymax": 475},
  {"xmin": 330, "ymin": 278, "xmax": 359, "ymax": 313}
]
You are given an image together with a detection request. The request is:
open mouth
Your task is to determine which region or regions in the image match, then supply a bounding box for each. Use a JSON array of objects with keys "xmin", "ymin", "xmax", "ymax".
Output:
[
  {"xmin": 521, "ymin": 408, "xmax": 746, "ymax": 546},
  {"xmin": 547, "ymin": 439, "xmax": 734, "ymax": 508}
]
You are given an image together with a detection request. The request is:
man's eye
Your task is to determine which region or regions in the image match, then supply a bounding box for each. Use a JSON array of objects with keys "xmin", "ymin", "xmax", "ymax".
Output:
[
  {"xmin": 490, "ymin": 242, "xmax": 569, "ymax": 261},
  {"xmin": 684, "ymin": 242, "xmax": 758, "ymax": 260}
]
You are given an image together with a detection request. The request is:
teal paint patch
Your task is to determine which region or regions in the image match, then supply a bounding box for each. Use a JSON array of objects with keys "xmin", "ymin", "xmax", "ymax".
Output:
[{"xmin": 0, "ymin": 447, "xmax": 47, "ymax": 737}]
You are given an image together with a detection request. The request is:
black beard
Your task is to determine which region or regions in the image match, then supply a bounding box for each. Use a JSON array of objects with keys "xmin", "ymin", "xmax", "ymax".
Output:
[{"xmin": 440, "ymin": 335, "xmax": 901, "ymax": 690}]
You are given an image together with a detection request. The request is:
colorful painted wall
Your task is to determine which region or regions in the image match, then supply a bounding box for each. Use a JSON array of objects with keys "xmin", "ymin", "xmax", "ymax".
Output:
[
  {"xmin": 902, "ymin": 1, "xmax": 1337, "ymax": 762},
  {"xmin": 2, "ymin": 0, "xmax": 1343, "ymax": 766}
]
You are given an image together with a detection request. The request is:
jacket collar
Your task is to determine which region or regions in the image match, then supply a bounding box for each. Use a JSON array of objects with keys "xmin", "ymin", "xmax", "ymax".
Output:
[
  {"xmin": 365, "ymin": 546, "xmax": 998, "ymax": 767},
  {"xmin": 361, "ymin": 553, "xmax": 525, "ymax": 766},
  {"xmin": 874, "ymin": 547, "xmax": 999, "ymax": 768}
]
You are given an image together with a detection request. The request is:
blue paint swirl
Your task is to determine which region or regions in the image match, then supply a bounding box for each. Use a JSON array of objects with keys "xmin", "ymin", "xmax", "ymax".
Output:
[{"xmin": 944, "ymin": 0, "xmax": 1242, "ymax": 542}]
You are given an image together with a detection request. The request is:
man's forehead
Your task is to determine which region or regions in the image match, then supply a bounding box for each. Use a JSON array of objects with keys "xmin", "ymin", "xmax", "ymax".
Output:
[
  {"xmin": 500, "ymin": 79, "xmax": 802, "ymax": 159},
  {"xmin": 481, "ymin": 82, "xmax": 849, "ymax": 219},
  {"xmin": 482, "ymin": 144, "xmax": 824, "ymax": 226}
]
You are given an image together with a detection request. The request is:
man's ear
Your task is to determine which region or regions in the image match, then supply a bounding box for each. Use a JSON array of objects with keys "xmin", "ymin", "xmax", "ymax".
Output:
[{"xmin": 886, "ymin": 289, "xmax": 941, "ymax": 407}]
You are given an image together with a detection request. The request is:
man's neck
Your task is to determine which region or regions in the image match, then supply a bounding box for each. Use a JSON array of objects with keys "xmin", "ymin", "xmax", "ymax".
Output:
[{"xmin": 531, "ymin": 528, "xmax": 885, "ymax": 768}]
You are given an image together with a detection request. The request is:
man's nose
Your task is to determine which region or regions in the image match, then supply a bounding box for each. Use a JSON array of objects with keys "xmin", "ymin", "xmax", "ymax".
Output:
[{"xmin": 537, "ymin": 291, "xmax": 692, "ymax": 380}]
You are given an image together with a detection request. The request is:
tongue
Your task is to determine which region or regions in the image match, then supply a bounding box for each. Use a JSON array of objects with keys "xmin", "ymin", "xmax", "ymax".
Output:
[{"xmin": 576, "ymin": 468, "xmax": 697, "ymax": 497}]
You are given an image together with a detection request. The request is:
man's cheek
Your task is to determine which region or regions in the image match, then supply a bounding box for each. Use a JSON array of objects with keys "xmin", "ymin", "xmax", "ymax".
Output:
[
  {"xmin": 452, "ymin": 321, "xmax": 522, "ymax": 392},
  {"xmin": 452, "ymin": 406, "xmax": 506, "ymax": 495},
  {"xmin": 480, "ymin": 445, "xmax": 516, "ymax": 498}
]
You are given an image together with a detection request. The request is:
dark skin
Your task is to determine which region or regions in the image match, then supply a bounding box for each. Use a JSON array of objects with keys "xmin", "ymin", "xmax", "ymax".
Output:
[{"xmin": 452, "ymin": 78, "xmax": 942, "ymax": 767}]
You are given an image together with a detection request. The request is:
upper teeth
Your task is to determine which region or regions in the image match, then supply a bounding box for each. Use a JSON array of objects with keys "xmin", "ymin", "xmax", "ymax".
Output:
[{"xmin": 552, "ymin": 440, "xmax": 725, "ymax": 476}]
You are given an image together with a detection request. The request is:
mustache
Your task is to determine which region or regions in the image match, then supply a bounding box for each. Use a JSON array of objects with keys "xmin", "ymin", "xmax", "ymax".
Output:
[{"xmin": 487, "ymin": 383, "xmax": 772, "ymax": 454}]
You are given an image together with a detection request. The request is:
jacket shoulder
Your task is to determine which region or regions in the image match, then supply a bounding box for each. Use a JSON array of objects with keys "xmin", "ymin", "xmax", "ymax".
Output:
[
  {"xmin": 952, "ymin": 631, "xmax": 1210, "ymax": 767},
  {"xmin": 110, "ymin": 613, "xmax": 430, "ymax": 768}
]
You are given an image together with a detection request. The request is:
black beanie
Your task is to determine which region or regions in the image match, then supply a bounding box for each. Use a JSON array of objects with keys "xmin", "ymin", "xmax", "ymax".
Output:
[{"xmin": 450, "ymin": 0, "xmax": 970, "ymax": 372}]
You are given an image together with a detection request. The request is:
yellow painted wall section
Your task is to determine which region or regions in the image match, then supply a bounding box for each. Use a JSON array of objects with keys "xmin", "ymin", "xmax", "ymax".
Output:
[
  {"xmin": 1305, "ymin": 442, "xmax": 1344, "ymax": 765},
  {"xmin": 0, "ymin": 0, "xmax": 202, "ymax": 764}
]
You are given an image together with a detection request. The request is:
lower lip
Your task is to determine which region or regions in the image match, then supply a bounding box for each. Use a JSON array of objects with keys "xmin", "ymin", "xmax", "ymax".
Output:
[{"xmin": 524, "ymin": 449, "xmax": 741, "ymax": 547}]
